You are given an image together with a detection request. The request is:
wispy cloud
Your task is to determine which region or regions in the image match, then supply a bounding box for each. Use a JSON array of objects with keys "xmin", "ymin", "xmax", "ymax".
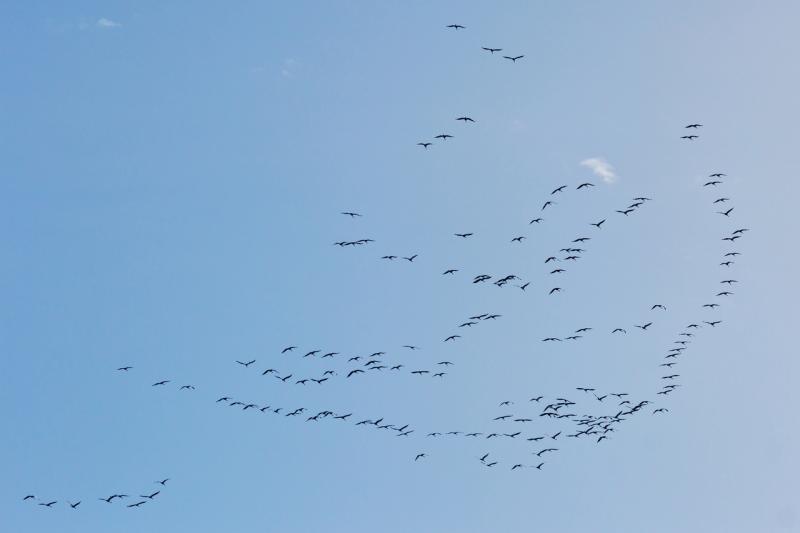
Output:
[
  {"xmin": 96, "ymin": 18, "xmax": 121, "ymax": 29},
  {"xmin": 281, "ymin": 58, "xmax": 298, "ymax": 79},
  {"xmin": 580, "ymin": 157, "xmax": 617, "ymax": 184}
]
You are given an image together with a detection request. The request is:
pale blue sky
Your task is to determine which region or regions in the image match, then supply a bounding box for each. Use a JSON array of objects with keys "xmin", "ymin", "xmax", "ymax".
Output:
[{"xmin": 2, "ymin": 2, "xmax": 799, "ymax": 532}]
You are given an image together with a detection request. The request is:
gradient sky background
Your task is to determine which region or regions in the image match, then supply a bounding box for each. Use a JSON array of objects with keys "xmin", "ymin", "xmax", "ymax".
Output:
[{"xmin": 2, "ymin": 1, "xmax": 799, "ymax": 532}]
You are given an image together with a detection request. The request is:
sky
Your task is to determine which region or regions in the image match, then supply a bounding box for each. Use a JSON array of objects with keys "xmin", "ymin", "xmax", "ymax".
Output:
[{"xmin": 2, "ymin": 1, "xmax": 799, "ymax": 532}]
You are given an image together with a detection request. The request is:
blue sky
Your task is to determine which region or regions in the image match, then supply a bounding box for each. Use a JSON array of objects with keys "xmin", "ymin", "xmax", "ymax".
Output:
[{"xmin": 2, "ymin": 2, "xmax": 799, "ymax": 532}]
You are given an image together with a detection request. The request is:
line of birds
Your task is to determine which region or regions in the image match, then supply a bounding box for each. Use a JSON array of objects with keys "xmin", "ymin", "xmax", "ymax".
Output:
[{"xmin": 22, "ymin": 479, "xmax": 170, "ymax": 510}]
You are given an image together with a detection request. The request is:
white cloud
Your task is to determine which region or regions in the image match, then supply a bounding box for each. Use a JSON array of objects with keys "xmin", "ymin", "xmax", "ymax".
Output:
[
  {"xmin": 281, "ymin": 58, "xmax": 297, "ymax": 78},
  {"xmin": 580, "ymin": 157, "xmax": 617, "ymax": 184},
  {"xmin": 96, "ymin": 18, "xmax": 121, "ymax": 28}
]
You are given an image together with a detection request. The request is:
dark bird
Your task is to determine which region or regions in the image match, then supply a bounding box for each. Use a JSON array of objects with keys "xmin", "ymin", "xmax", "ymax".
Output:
[
  {"xmin": 23, "ymin": 495, "xmax": 35, "ymax": 501},
  {"xmin": 503, "ymin": 55, "xmax": 524, "ymax": 62},
  {"xmin": 127, "ymin": 501, "xmax": 147, "ymax": 508},
  {"xmin": 341, "ymin": 212, "xmax": 361, "ymax": 217},
  {"xmin": 434, "ymin": 134, "xmax": 453, "ymax": 140},
  {"xmin": 156, "ymin": 479, "xmax": 170, "ymax": 485},
  {"xmin": 415, "ymin": 453, "xmax": 426, "ymax": 461},
  {"xmin": 69, "ymin": 501, "xmax": 81, "ymax": 509},
  {"xmin": 444, "ymin": 335, "xmax": 461, "ymax": 342},
  {"xmin": 681, "ymin": 135, "xmax": 699, "ymax": 140},
  {"xmin": 347, "ymin": 369, "xmax": 364, "ymax": 378},
  {"xmin": 685, "ymin": 124, "xmax": 703, "ymax": 128},
  {"xmin": 551, "ymin": 185, "xmax": 567, "ymax": 194},
  {"xmin": 140, "ymin": 491, "xmax": 159, "ymax": 499},
  {"xmin": 529, "ymin": 217, "xmax": 543, "ymax": 224},
  {"xmin": 117, "ymin": 366, "xmax": 132, "ymax": 371},
  {"xmin": 616, "ymin": 209, "xmax": 634, "ymax": 216},
  {"xmin": 591, "ymin": 219, "xmax": 606, "ymax": 228},
  {"xmin": 549, "ymin": 287, "xmax": 562, "ymax": 295},
  {"xmin": 577, "ymin": 182, "xmax": 594, "ymax": 189},
  {"xmin": 454, "ymin": 232, "xmax": 473, "ymax": 238},
  {"xmin": 403, "ymin": 254, "xmax": 418, "ymax": 262},
  {"xmin": 446, "ymin": 24, "xmax": 465, "ymax": 29},
  {"xmin": 612, "ymin": 328, "xmax": 627, "ymax": 334},
  {"xmin": 718, "ymin": 207, "xmax": 734, "ymax": 216},
  {"xmin": 709, "ymin": 173, "xmax": 726, "ymax": 177},
  {"xmin": 456, "ymin": 116, "xmax": 475, "ymax": 123},
  {"xmin": 39, "ymin": 501, "xmax": 57, "ymax": 507},
  {"xmin": 417, "ymin": 142, "xmax": 432, "ymax": 149},
  {"xmin": 443, "ymin": 269, "xmax": 458, "ymax": 275},
  {"xmin": 704, "ymin": 180, "xmax": 722, "ymax": 187},
  {"xmin": 151, "ymin": 380, "xmax": 170, "ymax": 386},
  {"xmin": 518, "ymin": 282, "xmax": 530, "ymax": 291},
  {"xmin": 482, "ymin": 47, "xmax": 502, "ymax": 53},
  {"xmin": 277, "ymin": 374, "xmax": 293, "ymax": 382},
  {"xmin": 179, "ymin": 385, "xmax": 195, "ymax": 390},
  {"xmin": 713, "ymin": 197, "xmax": 730, "ymax": 203},
  {"xmin": 635, "ymin": 322, "xmax": 653, "ymax": 330},
  {"xmin": 281, "ymin": 346, "xmax": 297, "ymax": 354},
  {"xmin": 651, "ymin": 304, "xmax": 666, "ymax": 311},
  {"xmin": 542, "ymin": 201, "xmax": 556, "ymax": 210},
  {"xmin": 381, "ymin": 255, "xmax": 397, "ymax": 260},
  {"xmin": 704, "ymin": 320, "xmax": 722, "ymax": 327},
  {"xmin": 236, "ymin": 359, "xmax": 255, "ymax": 367}
]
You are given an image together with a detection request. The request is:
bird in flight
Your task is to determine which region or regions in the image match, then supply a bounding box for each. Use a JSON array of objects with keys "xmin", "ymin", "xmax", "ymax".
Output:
[
  {"xmin": 718, "ymin": 207, "xmax": 734, "ymax": 216},
  {"xmin": 417, "ymin": 142, "xmax": 432, "ymax": 149},
  {"xmin": 69, "ymin": 501, "xmax": 81, "ymax": 509},
  {"xmin": 511, "ymin": 236, "xmax": 526, "ymax": 242},
  {"xmin": 341, "ymin": 211, "xmax": 361, "ymax": 217},
  {"xmin": 117, "ymin": 366, "xmax": 132, "ymax": 371},
  {"xmin": 434, "ymin": 134, "xmax": 453, "ymax": 140},
  {"xmin": 152, "ymin": 380, "xmax": 170, "ymax": 386},
  {"xmin": 446, "ymin": 24, "xmax": 465, "ymax": 30},
  {"xmin": 38, "ymin": 501, "xmax": 57, "ymax": 508},
  {"xmin": 281, "ymin": 346, "xmax": 297, "ymax": 354},
  {"xmin": 236, "ymin": 359, "xmax": 255, "ymax": 367},
  {"xmin": 577, "ymin": 182, "xmax": 594, "ymax": 190},
  {"xmin": 503, "ymin": 55, "xmax": 524, "ymax": 62},
  {"xmin": 456, "ymin": 116, "xmax": 475, "ymax": 123},
  {"xmin": 681, "ymin": 135, "xmax": 699, "ymax": 140},
  {"xmin": 403, "ymin": 254, "xmax": 418, "ymax": 262},
  {"xmin": 482, "ymin": 47, "xmax": 502, "ymax": 53},
  {"xmin": 591, "ymin": 219, "xmax": 606, "ymax": 228},
  {"xmin": 454, "ymin": 232, "xmax": 473, "ymax": 238},
  {"xmin": 685, "ymin": 123, "xmax": 703, "ymax": 128}
]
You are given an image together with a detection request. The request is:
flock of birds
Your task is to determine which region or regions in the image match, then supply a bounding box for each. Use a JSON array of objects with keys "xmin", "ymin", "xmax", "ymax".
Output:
[
  {"xmin": 22, "ymin": 22, "xmax": 749, "ymax": 510},
  {"xmin": 20, "ymin": 479, "xmax": 171, "ymax": 511}
]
